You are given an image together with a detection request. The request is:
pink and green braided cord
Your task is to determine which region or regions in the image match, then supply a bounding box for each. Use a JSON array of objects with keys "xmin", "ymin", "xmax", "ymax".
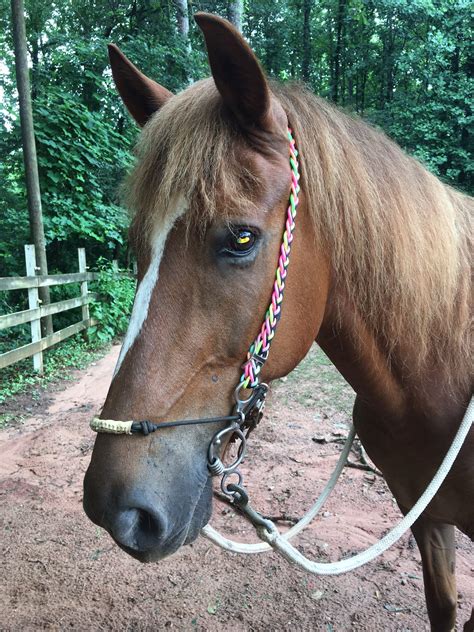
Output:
[{"xmin": 240, "ymin": 128, "xmax": 300, "ymax": 389}]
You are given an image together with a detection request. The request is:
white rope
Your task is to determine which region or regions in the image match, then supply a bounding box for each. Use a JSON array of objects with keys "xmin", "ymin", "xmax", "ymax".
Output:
[
  {"xmin": 201, "ymin": 425, "xmax": 356, "ymax": 553},
  {"xmin": 202, "ymin": 397, "xmax": 473, "ymax": 575}
]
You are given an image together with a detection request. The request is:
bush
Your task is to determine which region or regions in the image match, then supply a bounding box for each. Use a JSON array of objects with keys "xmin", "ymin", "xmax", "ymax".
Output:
[{"xmin": 89, "ymin": 260, "xmax": 135, "ymax": 343}]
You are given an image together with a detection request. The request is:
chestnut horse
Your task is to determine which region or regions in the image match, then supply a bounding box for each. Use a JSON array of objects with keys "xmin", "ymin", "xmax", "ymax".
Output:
[{"xmin": 83, "ymin": 13, "xmax": 473, "ymax": 631}]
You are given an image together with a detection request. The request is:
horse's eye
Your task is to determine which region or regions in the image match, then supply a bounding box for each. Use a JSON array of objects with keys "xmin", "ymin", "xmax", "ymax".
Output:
[{"xmin": 223, "ymin": 228, "xmax": 257, "ymax": 257}]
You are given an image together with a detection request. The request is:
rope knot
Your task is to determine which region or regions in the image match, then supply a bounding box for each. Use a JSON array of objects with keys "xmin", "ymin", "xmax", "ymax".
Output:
[{"xmin": 139, "ymin": 420, "xmax": 156, "ymax": 435}]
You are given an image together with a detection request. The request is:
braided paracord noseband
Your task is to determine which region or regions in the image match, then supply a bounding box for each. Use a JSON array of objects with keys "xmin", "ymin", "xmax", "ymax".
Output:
[{"xmin": 240, "ymin": 128, "xmax": 300, "ymax": 390}]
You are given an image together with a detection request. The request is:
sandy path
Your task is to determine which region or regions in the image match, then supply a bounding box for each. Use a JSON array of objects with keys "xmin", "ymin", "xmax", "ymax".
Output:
[{"xmin": 0, "ymin": 344, "xmax": 472, "ymax": 631}]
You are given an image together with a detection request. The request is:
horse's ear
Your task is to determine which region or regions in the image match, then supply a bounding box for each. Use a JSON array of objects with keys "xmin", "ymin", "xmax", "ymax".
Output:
[
  {"xmin": 194, "ymin": 13, "xmax": 273, "ymax": 131},
  {"xmin": 108, "ymin": 44, "xmax": 173, "ymax": 127}
]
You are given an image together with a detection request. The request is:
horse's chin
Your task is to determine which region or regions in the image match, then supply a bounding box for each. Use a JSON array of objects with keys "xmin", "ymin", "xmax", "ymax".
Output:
[{"xmin": 113, "ymin": 478, "xmax": 213, "ymax": 564}]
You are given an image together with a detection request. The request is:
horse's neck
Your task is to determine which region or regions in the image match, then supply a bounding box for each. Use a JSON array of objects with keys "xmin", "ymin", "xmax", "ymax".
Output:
[{"xmin": 316, "ymin": 291, "xmax": 462, "ymax": 421}]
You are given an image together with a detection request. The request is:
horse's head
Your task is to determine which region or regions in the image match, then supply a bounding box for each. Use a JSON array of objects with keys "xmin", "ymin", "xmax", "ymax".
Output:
[{"xmin": 83, "ymin": 14, "xmax": 330, "ymax": 562}]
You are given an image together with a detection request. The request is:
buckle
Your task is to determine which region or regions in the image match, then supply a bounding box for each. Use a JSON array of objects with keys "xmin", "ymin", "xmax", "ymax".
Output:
[
  {"xmin": 235, "ymin": 382, "xmax": 268, "ymax": 434},
  {"xmin": 249, "ymin": 350, "xmax": 268, "ymax": 370}
]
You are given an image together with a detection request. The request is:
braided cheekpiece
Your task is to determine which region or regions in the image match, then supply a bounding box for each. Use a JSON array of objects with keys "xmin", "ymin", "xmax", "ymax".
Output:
[{"xmin": 240, "ymin": 128, "xmax": 300, "ymax": 389}]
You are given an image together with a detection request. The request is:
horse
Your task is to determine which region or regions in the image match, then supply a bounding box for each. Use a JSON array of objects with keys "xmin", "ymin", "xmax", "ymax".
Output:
[{"xmin": 83, "ymin": 13, "xmax": 473, "ymax": 631}]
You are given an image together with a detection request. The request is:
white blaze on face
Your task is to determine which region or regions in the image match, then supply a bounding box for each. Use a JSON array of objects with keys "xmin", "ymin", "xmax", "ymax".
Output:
[{"xmin": 113, "ymin": 196, "xmax": 188, "ymax": 378}]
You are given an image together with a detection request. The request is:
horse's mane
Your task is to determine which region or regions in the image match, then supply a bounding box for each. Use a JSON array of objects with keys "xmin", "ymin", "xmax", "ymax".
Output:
[{"xmin": 126, "ymin": 78, "xmax": 472, "ymax": 388}]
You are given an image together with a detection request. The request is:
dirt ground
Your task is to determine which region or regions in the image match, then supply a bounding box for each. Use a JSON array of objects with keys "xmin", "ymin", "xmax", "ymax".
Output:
[{"xmin": 0, "ymin": 344, "xmax": 472, "ymax": 631}]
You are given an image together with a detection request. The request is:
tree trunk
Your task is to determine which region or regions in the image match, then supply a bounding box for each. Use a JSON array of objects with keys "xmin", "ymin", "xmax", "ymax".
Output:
[
  {"xmin": 361, "ymin": 69, "xmax": 367, "ymax": 114},
  {"xmin": 11, "ymin": 0, "xmax": 52, "ymax": 335},
  {"xmin": 302, "ymin": 0, "xmax": 312, "ymax": 82},
  {"xmin": 173, "ymin": 0, "xmax": 191, "ymax": 83},
  {"xmin": 455, "ymin": 43, "xmax": 470, "ymax": 188},
  {"xmin": 328, "ymin": 10, "xmax": 335, "ymax": 99},
  {"xmin": 173, "ymin": 0, "xmax": 189, "ymax": 37},
  {"xmin": 380, "ymin": 11, "xmax": 396, "ymax": 108},
  {"xmin": 228, "ymin": 0, "xmax": 243, "ymax": 33},
  {"xmin": 31, "ymin": 36, "xmax": 39, "ymax": 100},
  {"xmin": 333, "ymin": 0, "xmax": 346, "ymax": 104}
]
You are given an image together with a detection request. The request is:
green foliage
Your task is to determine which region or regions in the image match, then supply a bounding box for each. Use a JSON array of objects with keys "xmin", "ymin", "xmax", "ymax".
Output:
[
  {"xmin": 360, "ymin": 0, "xmax": 472, "ymax": 190},
  {"xmin": 1, "ymin": 1, "xmax": 471, "ymax": 276},
  {"xmin": 35, "ymin": 88, "xmax": 131, "ymax": 253},
  {"xmin": 244, "ymin": 0, "xmax": 472, "ymax": 192},
  {"xmin": 0, "ymin": 290, "xmax": 30, "ymax": 355},
  {"xmin": 89, "ymin": 260, "xmax": 136, "ymax": 343},
  {"xmin": 0, "ymin": 0, "xmax": 471, "ymax": 344}
]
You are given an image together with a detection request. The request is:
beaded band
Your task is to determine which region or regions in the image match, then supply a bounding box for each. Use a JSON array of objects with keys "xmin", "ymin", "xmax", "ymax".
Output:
[{"xmin": 240, "ymin": 128, "xmax": 300, "ymax": 389}]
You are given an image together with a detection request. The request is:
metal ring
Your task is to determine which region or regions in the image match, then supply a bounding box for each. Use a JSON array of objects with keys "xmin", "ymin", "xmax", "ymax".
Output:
[
  {"xmin": 234, "ymin": 382, "xmax": 255, "ymax": 410},
  {"xmin": 207, "ymin": 425, "xmax": 246, "ymax": 476},
  {"xmin": 234, "ymin": 381, "xmax": 269, "ymax": 416},
  {"xmin": 221, "ymin": 470, "xmax": 243, "ymax": 496}
]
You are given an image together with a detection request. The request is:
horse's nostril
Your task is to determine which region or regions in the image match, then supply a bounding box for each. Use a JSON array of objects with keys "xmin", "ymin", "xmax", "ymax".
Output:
[
  {"xmin": 136, "ymin": 507, "xmax": 161, "ymax": 538},
  {"xmin": 111, "ymin": 506, "xmax": 167, "ymax": 553}
]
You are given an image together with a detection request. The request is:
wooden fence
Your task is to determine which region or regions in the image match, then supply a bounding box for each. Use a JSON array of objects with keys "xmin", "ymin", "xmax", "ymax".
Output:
[{"xmin": 0, "ymin": 244, "xmax": 100, "ymax": 373}]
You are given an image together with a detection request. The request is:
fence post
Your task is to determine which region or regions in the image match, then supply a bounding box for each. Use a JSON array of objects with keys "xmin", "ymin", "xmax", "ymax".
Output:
[
  {"xmin": 24, "ymin": 244, "xmax": 43, "ymax": 373},
  {"xmin": 78, "ymin": 248, "xmax": 90, "ymax": 338},
  {"xmin": 112, "ymin": 259, "xmax": 119, "ymax": 274}
]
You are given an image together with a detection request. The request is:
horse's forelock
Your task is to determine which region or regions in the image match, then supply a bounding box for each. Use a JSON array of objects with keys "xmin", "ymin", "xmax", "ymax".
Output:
[{"xmin": 125, "ymin": 79, "xmax": 262, "ymax": 243}]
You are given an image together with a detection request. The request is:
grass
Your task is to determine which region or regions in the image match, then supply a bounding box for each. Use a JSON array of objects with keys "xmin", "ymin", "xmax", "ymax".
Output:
[
  {"xmin": 0, "ymin": 412, "xmax": 25, "ymax": 429},
  {"xmin": 275, "ymin": 344, "xmax": 355, "ymax": 416},
  {"xmin": 0, "ymin": 335, "xmax": 111, "ymax": 406}
]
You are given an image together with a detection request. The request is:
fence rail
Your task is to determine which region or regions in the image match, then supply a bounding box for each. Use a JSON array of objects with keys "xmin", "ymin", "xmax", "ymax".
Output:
[
  {"xmin": 0, "ymin": 294, "xmax": 99, "ymax": 330},
  {"xmin": 0, "ymin": 244, "xmax": 101, "ymax": 373},
  {"xmin": 0, "ymin": 271, "xmax": 97, "ymax": 291}
]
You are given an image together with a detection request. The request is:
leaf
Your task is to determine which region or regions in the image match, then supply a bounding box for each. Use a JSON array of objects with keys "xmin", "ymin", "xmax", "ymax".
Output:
[
  {"xmin": 384, "ymin": 603, "xmax": 410, "ymax": 613},
  {"xmin": 207, "ymin": 603, "xmax": 218, "ymax": 615}
]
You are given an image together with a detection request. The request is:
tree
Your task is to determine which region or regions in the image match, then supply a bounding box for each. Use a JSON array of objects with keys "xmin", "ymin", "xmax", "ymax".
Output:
[
  {"xmin": 174, "ymin": 0, "xmax": 189, "ymax": 37},
  {"xmin": 228, "ymin": 0, "xmax": 243, "ymax": 32},
  {"xmin": 0, "ymin": 0, "xmax": 472, "ymax": 292},
  {"xmin": 10, "ymin": 0, "xmax": 52, "ymax": 334},
  {"xmin": 302, "ymin": 0, "xmax": 312, "ymax": 82}
]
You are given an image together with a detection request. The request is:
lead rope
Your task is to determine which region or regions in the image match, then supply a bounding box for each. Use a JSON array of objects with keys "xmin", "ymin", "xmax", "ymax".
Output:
[
  {"xmin": 202, "ymin": 398, "xmax": 473, "ymax": 575},
  {"xmin": 202, "ymin": 425, "xmax": 356, "ymax": 554}
]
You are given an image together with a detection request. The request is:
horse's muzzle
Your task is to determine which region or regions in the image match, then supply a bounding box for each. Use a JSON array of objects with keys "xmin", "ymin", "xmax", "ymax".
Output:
[{"xmin": 83, "ymin": 465, "xmax": 212, "ymax": 562}]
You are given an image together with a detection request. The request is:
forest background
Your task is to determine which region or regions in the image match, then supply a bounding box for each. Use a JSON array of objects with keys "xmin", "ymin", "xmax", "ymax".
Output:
[{"xmin": 0, "ymin": 0, "xmax": 472, "ymax": 375}]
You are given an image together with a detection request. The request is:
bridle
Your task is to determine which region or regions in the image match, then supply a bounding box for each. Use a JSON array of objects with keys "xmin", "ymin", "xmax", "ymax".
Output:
[
  {"xmin": 90, "ymin": 127, "xmax": 300, "ymax": 497},
  {"xmin": 89, "ymin": 128, "xmax": 474, "ymax": 575}
]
